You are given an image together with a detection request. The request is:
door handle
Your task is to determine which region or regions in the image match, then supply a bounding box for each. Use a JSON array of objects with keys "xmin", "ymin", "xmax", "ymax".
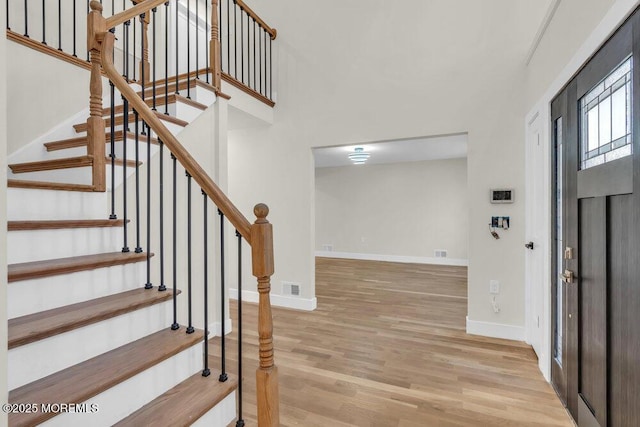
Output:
[
  {"xmin": 560, "ymin": 269, "xmax": 574, "ymax": 284},
  {"xmin": 525, "ymin": 241, "xmax": 534, "ymax": 250}
]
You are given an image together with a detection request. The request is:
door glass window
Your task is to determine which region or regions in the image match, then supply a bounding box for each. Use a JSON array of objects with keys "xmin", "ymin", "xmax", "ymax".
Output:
[
  {"xmin": 580, "ymin": 57, "xmax": 632, "ymax": 169},
  {"xmin": 554, "ymin": 117, "xmax": 563, "ymax": 365}
]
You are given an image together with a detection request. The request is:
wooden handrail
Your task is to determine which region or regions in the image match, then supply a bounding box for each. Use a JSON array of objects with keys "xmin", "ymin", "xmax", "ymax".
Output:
[
  {"xmin": 236, "ymin": 0, "xmax": 277, "ymax": 40},
  {"xmin": 89, "ymin": 2, "xmax": 279, "ymax": 424},
  {"xmin": 98, "ymin": 25, "xmax": 252, "ymax": 240},
  {"xmin": 105, "ymin": 0, "xmax": 165, "ymax": 29}
]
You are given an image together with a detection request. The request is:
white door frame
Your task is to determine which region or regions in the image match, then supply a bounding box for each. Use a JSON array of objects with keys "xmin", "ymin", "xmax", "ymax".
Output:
[{"xmin": 524, "ymin": 110, "xmax": 552, "ymax": 381}]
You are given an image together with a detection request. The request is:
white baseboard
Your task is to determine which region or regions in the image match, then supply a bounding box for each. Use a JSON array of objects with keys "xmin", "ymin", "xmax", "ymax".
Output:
[
  {"xmin": 315, "ymin": 251, "xmax": 468, "ymax": 267},
  {"xmin": 230, "ymin": 289, "xmax": 317, "ymax": 311},
  {"xmin": 466, "ymin": 317, "xmax": 526, "ymax": 341}
]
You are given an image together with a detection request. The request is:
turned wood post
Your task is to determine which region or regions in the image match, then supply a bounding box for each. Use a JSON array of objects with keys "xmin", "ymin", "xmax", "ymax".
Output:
[
  {"xmin": 132, "ymin": 0, "xmax": 150, "ymax": 83},
  {"xmin": 210, "ymin": 0, "xmax": 222, "ymax": 91},
  {"xmin": 251, "ymin": 204, "xmax": 280, "ymax": 427},
  {"xmin": 87, "ymin": 1, "xmax": 107, "ymax": 192}
]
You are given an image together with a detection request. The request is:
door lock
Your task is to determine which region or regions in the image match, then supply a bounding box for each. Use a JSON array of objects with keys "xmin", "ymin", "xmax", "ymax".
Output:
[
  {"xmin": 560, "ymin": 269, "xmax": 574, "ymax": 284},
  {"xmin": 564, "ymin": 247, "xmax": 574, "ymax": 260},
  {"xmin": 525, "ymin": 241, "xmax": 534, "ymax": 250}
]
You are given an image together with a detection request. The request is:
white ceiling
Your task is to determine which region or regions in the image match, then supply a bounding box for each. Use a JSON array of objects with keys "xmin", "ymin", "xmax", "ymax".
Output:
[{"xmin": 313, "ymin": 133, "xmax": 467, "ymax": 168}]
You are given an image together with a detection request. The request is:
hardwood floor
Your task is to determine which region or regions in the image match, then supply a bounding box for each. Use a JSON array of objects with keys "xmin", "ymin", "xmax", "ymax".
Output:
[{"xmin": 212, "ymin": 257, "xmax": 573, "ymax": 426}]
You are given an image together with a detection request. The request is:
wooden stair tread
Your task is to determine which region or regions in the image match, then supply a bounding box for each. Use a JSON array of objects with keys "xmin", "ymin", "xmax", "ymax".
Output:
[
  {"xmin": 114, "ymin": 371, "xmax": 237, "ymax": 426},
  {"xmin": 8, "ymin": 251, "xmax": 151, "ymax": 282},
  {"xmin": 74, "ymin": 111, "xmax": 188, "ymax": 133},
  {"xmin": 9, "ymin": 155, "xmax": 93, "ymax": 174},
  {"xmin": 9, "ymin": 286, "xmax": 173, "ymax": 348},
  {"xmin": 44, "ymin": 131, "xmax": 160, "ymax": 152},
  {"xmin": 8, "ymin": 179, "xmax": 95, "ymax": 192},
  {"xmin": 103, "ymin": 93, "xmax": 206, "ymax": 116},
  {"xmin": 8, "ymin": 219, "xmax": 126, "ymax": 231},
  {"xmin": 151, "ymin": 71, "xmax": 217, "ymax": 93},
  {"xmin": 8, "ymin": 328, "xmax": 203, "ymax": 427}
]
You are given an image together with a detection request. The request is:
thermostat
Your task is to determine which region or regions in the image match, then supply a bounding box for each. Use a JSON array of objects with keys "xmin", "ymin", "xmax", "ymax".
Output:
[{"xmin": 490, "ymin": 189, "xmax": 514, "ymax": 204}]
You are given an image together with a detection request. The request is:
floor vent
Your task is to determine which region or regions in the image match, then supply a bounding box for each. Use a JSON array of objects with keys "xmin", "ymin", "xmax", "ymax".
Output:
[
  {"xmin": 282, "ymin": 282, "xmax": 300, "ymax": 296},
  {"xmin": 434, "ymin": 249, "xmax": 448, "ymax": 258}
]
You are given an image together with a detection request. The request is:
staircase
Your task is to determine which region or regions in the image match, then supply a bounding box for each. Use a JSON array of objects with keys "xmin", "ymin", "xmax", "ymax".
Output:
[
  {"xmin": 6, "ymin": 79, "xmax": 237, "ymax": 427},
  {"xmin": 4, "ymin": 0, "xmax": 280, "ymax": 425}
]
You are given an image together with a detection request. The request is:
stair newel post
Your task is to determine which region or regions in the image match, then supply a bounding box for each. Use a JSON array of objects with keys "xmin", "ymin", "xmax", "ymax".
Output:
[
  {"xmin": 87, "ymin": 1, "xmax": 107, "ymax": 192},
  {"xmin": 251, "ymin": 204, "xmax": 280, "ymax": 427},
  {"xmin": 210, "ymin": 0, "xmax": 222, "ymax": 91},
  {"xmin": 138, "ymin": 3, "xmax": 150, "ymax": 84}
]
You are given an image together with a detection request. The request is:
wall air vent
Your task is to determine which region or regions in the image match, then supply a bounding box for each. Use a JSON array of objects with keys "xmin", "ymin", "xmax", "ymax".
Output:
[
  {"xmin": 282, "ymin": 282, "xmax": 300, "ymax": 296},
  {"xmin": 434, "ymin": 250, "xmax": 448, "ymax": 258}
]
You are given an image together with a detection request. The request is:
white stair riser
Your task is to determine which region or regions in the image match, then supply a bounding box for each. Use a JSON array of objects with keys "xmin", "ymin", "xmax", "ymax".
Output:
[
  {"xmin": 103, "ymin": 120, "xmax": 186, "ymax": 137},
  {"xmin": 41, "ymin": 341, "xmax": 202, "ymax": 427},
  {"xmin": 8, "ymin": 227, "xmax": 122, "ymax": 264},
  {"xmin": 167, "ymin": 100, "xmax": 209, "ymax": 123},
  {"xmin": 44, "ymin": 140, "xmax": 157, "ymax": 161},
  {"xmin": 44, "ymin": 146, "xmax": 88, "ymax": 160},
  {"xmin": 191, "ymin": 392, "xmax": 237, "ymax": 427},
  {"xmin": 7, "ymin": 188, "xmax": 109, "ymax": 221},
  {"xmin": 8, "ymin": 262, "xmax": 147, "ymax": 318},
  {"xmin": 9, "ymin": 300, "xmax": 176, "ymax": 390}
]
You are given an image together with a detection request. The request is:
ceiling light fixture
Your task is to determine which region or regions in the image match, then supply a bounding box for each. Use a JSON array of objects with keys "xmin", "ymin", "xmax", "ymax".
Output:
[{"xmin": 348, "ymin": 147, "xmax": 370, "ymax": 165}]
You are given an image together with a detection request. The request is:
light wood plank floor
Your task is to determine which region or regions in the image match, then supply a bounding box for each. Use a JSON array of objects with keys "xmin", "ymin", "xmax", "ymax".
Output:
[{"xmin": 212, "ymin": 257, "xmax": 573, "ymax": 426}]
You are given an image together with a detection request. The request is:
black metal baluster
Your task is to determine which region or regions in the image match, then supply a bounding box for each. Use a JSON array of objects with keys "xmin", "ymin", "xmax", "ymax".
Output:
[
  {"xmin": 41, "ymin": 0, "xmax": 46, "ymax": 44},
  {"xmin": 6, "ymin": 0, "xmax": 9, "ymax": 30},
  {"xmin": 236, "ymin": 230, "xmax": 244, "ymax": 427},
  {"xmin": 229, "ymin": 0, "xmax": 231, "ymax": 75},
  {"xmin": 121, "ymin": 97, "xmax": 130, "ymax": 252},
  {"xmin": 219, "ymin": 209, "xmax": 228, "ymax": 382},
  {"xmin": 195, "ymin": 0, "xmax": 199, "ymax": 80},
  {"xmin": 134, "ymin": 112, "xmax": 142, "ymax": 253},
  {"xmin": 259, "ymin": 26, "xmax": 262, "ymax": 95},
  {"xmin": 263, "ymin": 29, "xmax": 267, "ymax": 96},
  {"xmin": 123, "ymin": 17, "xmax": 129, "ymax": 78},
  {"xmin": 23, "ymin": 0, "xmax": 27, "ymax": 37},
  {"xmin": 152, "ymin": 7, "xmax": 157, "ymax": 110},
  {"xmin": 109, "ymin": 81, "xmax": 117, "ymax": 220},
  {"xmin": 269, "ymin": 36, "xmax": 272, "ymax": 100},
  {"xmin": 164, "ymin": 2, "xmax": 169, "ymax": 114},
  {"xmin": 240, "ymin": 10, "xmax": 244, "ymax": 84},
  {"xmin": 73, "ymin": 0, "xmax": 77, "ymax": 56},
  {"xmin": 57, "ymin": 0, "xmax": 61, "ymax": 50},
  {"xmin": 140, "ymin": 12, "xmax": 145, "ymax": 101},
  {"xmin": 171, "ymin": 153, "xmax": 179, "ymax": 330},
  {"xmin": 253, "ymin": 18, "xmax": 256, "ymax": 91},
  {"xmin": 233, "ymin": 0, "xmax": 237, "ymax": 80},
  {"xmin": 202, "ymin": 190, "xmax": 211, "ymax": 377},
  {"xmin": 86, "ymin": 0, "xmax": 89, "ymax": 60},
  {"xmin": 145, "ymin": 124, "xmax": 153, "ymax": 290},
  {"xmin": 175, "ymin": 0, "xmax": 179, "ymax": 94},
  {"xmin": 158, "ymin": 139, "xmax": 166, "ymax": 292},
  {"xmin": 246, "ymin": 13, "xmax": 249, "ymax": 86},
  {"xmin": 205, "ymin": 0, "xmax": 209, "ymax": 84},
  {"xmin": 187, "ymin": 0, "xmax": 191, "ymax": 98},
  {"xmin": 186, "ymin": 171, "xmax": 195, "ymax": 334}
]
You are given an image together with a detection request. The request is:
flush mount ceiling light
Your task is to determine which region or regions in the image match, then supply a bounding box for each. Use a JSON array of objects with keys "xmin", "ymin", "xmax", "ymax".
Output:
[{"xmin": 348, "ymin": 147, "xmax": 370, "ymax": 165}]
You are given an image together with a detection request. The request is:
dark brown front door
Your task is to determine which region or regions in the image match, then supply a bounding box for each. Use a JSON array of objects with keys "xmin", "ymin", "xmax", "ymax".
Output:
[{"xmin": 551, "ymin": 10, "xmax": 640, "ymax": 427}]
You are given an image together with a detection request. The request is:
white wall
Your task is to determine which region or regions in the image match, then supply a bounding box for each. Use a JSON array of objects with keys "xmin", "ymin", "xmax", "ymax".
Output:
[
  {"xmin": 1, "ymin": 1, "xmax": 9, "ymax": 422},
  {"xmin": 6, "ymin": 42, "xmax": 90, "ymax": 155},
  {"xmin": 227, "ymin": 0, "xmax": 554, "ymax": 331},
  {"xmin": 315, "ymin": 159, "xmax": 468, "ymax": 261},
  {"xmin": 525, "ymin": 0, "xmax": 617, "ymax": 107}
]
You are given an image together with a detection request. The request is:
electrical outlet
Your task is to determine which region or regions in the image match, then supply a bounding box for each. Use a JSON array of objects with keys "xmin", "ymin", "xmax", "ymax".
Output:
[{"xmin": 490, "ymin": 280, "xmax": 500, "ymax": 294}]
